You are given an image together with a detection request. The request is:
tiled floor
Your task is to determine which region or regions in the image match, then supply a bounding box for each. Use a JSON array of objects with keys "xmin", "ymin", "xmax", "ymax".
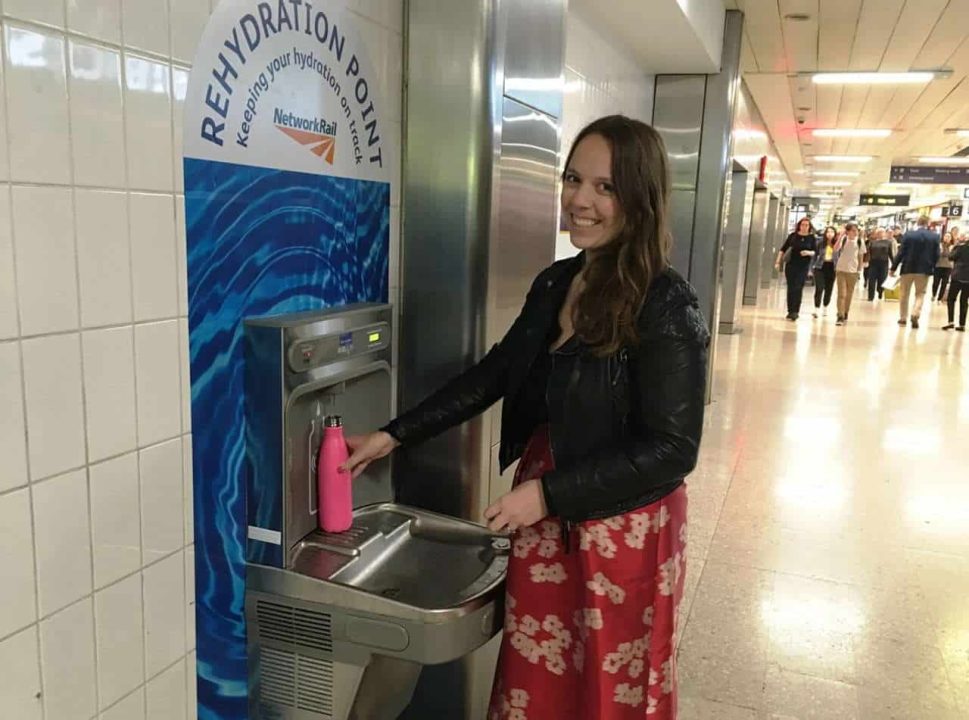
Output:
[{"xmin": 676, "ymin": 287, "xmax": 969, "ymax": 720}]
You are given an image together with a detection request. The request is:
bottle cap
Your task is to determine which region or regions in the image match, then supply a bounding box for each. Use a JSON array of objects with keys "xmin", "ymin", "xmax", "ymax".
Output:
[{"xmin": 325, "ymin": 415, "xmax": 343, "ymax": 428}]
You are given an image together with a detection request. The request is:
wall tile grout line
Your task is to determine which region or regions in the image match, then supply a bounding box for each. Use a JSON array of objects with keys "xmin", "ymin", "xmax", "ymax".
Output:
[
  {"xmin": 0, "ymin": 430, "xmax": 191, "ymax": 498},
  {"xmin": 0, "ymin": 539, "xmax": 189, "ymax": 646}
]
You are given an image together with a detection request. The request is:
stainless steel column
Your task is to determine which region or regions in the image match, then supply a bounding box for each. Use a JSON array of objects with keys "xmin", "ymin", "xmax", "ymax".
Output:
[
  {"xmin": 743, "ymin": 188, "xmax": 770, "ymax": 306},
  {"xmin": 718, "ymin": 170, "xmax": 755, "ymax": 334},
  {"xmin": 652, "ymin": 9, "xmax": 743, "ymax": 399},
  {"xmin": 400, "ymin": 1, "xmax": 564, "ymax": 718},
  {"xmin": 760, "ymin": 194, "xmax": 780, "ymax": 290}
]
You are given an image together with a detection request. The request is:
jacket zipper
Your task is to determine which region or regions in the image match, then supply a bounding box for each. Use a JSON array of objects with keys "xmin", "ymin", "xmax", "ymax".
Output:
[{"xmin": 546, "ymin": 352, "xmax": 572, "ymax": 553}]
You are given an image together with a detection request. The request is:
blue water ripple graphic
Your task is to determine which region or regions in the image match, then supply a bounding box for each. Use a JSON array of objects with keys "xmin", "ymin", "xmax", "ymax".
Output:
[{"xmin": 185, "ymin": 158, "xmax": 389, "ymax": 720}]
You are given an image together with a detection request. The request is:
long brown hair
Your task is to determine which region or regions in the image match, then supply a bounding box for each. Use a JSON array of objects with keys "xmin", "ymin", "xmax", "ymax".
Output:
[{"xmin": 565, "ymin": 116, "xmax": 672, "ymax": 356}]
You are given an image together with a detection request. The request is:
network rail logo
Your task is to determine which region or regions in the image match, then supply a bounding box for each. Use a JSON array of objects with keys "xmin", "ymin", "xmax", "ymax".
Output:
[{"xmin": 274, "ymin": 108, "xmax": 337, "ymax": 163}]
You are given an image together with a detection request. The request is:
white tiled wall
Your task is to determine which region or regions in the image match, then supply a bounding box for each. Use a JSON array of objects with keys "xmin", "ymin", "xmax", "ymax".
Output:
[
  {"xmin": 0, "ymin": 2, "xmax": 405, "ymax": 720},
  {"xmin": 557, "ymin": 11, "xmax": 655, "ymax": 259}
]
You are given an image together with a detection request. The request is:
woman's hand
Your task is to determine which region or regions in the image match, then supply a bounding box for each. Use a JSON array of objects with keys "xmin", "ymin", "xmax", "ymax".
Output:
[
  {"xmin": 342, "ymin": 431, "xmax": 400, "ymax": 479},
  {"xmin": 484, "ymin": 479, "xmax": 549, "ymax": 533}
]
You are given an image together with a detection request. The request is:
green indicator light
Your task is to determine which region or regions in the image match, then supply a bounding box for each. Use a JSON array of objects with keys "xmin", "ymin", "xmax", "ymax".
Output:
[{"xmin": 369, "ymin": 332, "xmax": 380, "ymax": 343}]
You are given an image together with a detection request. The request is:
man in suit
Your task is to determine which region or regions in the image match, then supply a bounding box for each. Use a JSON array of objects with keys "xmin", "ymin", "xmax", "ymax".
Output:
[{"xmin": 891, "ymin": 215, "xmax": 941, "ymax": 329}]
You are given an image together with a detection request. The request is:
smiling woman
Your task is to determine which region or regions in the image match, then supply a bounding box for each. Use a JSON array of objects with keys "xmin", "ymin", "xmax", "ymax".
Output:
[{"xmin": 345, "ymin": 115, "xmax": 710, "ymax": 719}]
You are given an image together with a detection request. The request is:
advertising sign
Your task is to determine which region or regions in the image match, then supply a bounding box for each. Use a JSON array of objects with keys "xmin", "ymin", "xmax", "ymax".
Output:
[{"xmin": 183, "ymin": 2, "xmax": 391, "ymax": 718}]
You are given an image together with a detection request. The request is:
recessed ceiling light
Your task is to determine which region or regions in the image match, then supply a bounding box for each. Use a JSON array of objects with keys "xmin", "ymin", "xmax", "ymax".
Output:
[
  {"xmin": 918, "ymin": 156, "xmax": 969, "ymax": 165},
  {"xmin": 733, "ymin": 129, "xmax": 768, "ymax": 140},
  {"xmin": 784, "ymin": 13, "xmax": 812, "ymax": 21},
  {"xmin": 812, "ymin": 71, "xmax": 946, "ymax": 85},
  {"xmin": 813, "ymin": 181, "xmax": 853, "ymax": 186},
  {"xmin": 943, "ymin": 129, "xmax": 969, "ymax": 136},
  {"xmin": 814, "ymin": 171, "xmax": 861, "ymax": 177},
  {"xmin": 797, "ymin": 106, "xmax": 812, "ymax": 112},
  {"xmin": 813, "ymin": 128, "xmax": 892, "ymax": 138},
  {"xmin": 813, "ymin": 155, "xmax": 874, "ymax": 162}
]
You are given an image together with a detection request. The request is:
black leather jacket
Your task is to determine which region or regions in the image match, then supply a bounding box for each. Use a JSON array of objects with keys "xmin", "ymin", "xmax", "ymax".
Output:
[{"xmin": 383, "ymin": 253, "xmax": 710, "ymax": 524}]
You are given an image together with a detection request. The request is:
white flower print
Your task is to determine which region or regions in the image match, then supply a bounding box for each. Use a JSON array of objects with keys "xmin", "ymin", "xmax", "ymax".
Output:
[
  {"xmin": 679, "ymin": 521, "xmax": 688, "ymax": 546},
  {"xmin": 578, "ymin": 523, "xmax": 618, "ymax": 558},
  {"xmin": 630, "ymin": 512, "xmax": 650, "ymax": 532},
  {"xmin": 529, "ymin": 562, "xmax": 567, "ymax": 584},
  {"xmin": 510, "ymin": 688, "xmax": 529, "ymax": 708},
  {"xmin": 603, "ymin": 516, "xmax": 625, "ymax": 531},
  {"xmin": 658, "ymin": 553, "xmax": 683, "ymax": 597},
  {"xmin": 648, "ymin": 668, "xmax": 659, "ymax": 686},
  {"xmin": 661, "ymin": 658, "xmax": 674, "ymax": 694},
  {"xmin": 650, "ymin": 505, "xmax": 671, "ymax": 533},
  {"xmin": 537, "ymin": 538, "xmax": 557, "ymax": 558},
  {"xmin": 646, "ymin": 696, "xmax": 659, "ymax": 715},
  {"xmin": 540, "ymin": 520, "xmax": 559, "ymax": 540},
  {"xmin": 513, "ymin": 527, "xmax": 540, "ymax": 559},
  {"xmin": 586, "ymin": 572, "xmax": 627, "ymax": 605},
  {"xmin": 519, "ymin": 615, "xmax": 540, "ymax": 637},
  {"xmin": 572, "ymin": 607, "xmax": 604, "ymax": 643},
  {"xmin": 508, "ymin": 614, "xmax": 572, "ymax": 676},
  {"xmin": 624, "ymin": 526, "xmax": 648, "ymax": 550},
  {"xmin": 642, "ymin": 605, "xmax": 654, "ymax": 627},
  {"xmin": 629, "ymin": 658, "xmax": 645, "ymax": 679},
  {"xmin": 509, "ymin": 711, "xmax": 525, "ymax": 720},
  {"xmin": 613, "ymin": 683, "xmax": 644, "ymax": 707}
]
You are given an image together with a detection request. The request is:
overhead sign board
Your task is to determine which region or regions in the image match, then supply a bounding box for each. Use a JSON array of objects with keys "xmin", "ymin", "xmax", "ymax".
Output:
[
  {"xmin": 963, "ymin": 188, "xmax": 969, "ymax": 199},
  {"xmin": 890, "ymin": 165, "xmax": 969, "ymax": 184},
  {"xmin": 859, "ymin": 193, "xmax": 910, "ymax": 207}
]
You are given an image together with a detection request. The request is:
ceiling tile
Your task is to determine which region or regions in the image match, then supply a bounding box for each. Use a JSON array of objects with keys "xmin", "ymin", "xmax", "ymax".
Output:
[
  {"xmin": 848, "ymin": 0, "xmax": 906, "ymax": 71},
  {"xmin": 879, "ymin": 0, "xmax": 949, "ymax": 71},
  {"xmin": 744, "ymin": 0, "xmax": 787, "ymax": 71},
  {"xmin": 780, "ymin": 0, "xmax": 820, "ymax": 72},
  {"xmin": 818, "ymin": 0, "xmax": 862, "ymax": 71},
  {"xmin": 912, "ymin": 0, "xmax": 969, "ymax": 69}
]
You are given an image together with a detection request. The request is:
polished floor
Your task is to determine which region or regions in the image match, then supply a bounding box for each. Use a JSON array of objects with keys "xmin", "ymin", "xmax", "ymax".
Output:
[{"xmin": 676, "ymin": 284, "xmax": 969, "ymax": 720}]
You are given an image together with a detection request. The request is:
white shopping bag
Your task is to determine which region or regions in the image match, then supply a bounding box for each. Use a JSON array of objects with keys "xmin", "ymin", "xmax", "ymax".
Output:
[{"xmin": 882, "ymin": 274, "xmax": 900, "ymax": 291}]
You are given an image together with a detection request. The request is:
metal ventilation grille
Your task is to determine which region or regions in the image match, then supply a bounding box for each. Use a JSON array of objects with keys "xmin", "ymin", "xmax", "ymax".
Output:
[
  {"xmin": 260, "ymin": 648, "xmax": 296, "ymax": 707},
  {"xmin": 297, "ymin": 653, "xmax": 334, "ymax": 714},
  {"xmin": 256, "ymin": 600, "xmax": 333, "ymax": 652},
  {"xmin": 258, "ymin": 648, "xmax": 334, "ymax": 716}
]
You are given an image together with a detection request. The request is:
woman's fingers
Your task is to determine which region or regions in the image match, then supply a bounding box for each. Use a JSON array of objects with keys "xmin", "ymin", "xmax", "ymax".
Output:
[
  {"xmin": 484, "ymin": 502, "xmax": 501, "ymax": 520},
  {"xmin": 350, "ymin": 460, "xmax": 371, "ymax": 480}
]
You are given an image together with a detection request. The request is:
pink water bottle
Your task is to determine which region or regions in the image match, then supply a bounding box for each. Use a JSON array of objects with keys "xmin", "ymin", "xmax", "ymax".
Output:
[{"xmin": 318, "ymin": 415, "xmax": 353, "ymax": 532}]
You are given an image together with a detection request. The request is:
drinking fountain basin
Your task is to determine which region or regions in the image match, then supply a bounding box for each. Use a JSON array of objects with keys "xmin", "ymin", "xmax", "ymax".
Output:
[{"xmin": 245, "ymin": 504, "xmax": 508, "ymax": 719}]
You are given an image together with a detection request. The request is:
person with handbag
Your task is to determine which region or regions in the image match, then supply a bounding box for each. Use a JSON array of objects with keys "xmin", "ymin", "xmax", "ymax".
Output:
[
  {"xmin": 341, "ymin": 116, "xmax": 709, "ymax": 720},
  {"xmin": 866, "ymin": 227, "xmax": 895, "ymax": 301},
  {"xmin": 812, "ymin": 226, "xmax": 839, "ymax": 317},
  {"xmin": 892, "ymin": 215, "xmax": 941, "ymax": 329},
  {"xmin": 942, "ymin": 234, "xmax": 969, "ymax": 332},
  {"xmin": 932, "ymin": 231, "xmax": 955, "ymax": 302},
  {"xmin": 835, "ymin": 223, "xmax": 865, "ymax": 326},
  {"xmin": 775, "ymin": 217, "xmax": 817, "ymax": 320}
]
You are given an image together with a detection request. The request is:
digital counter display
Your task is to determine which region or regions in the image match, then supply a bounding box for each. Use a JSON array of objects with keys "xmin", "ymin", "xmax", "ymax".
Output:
[{"xmin": 368, "ymin": 331, "xmax": 381, "ymax": 344}]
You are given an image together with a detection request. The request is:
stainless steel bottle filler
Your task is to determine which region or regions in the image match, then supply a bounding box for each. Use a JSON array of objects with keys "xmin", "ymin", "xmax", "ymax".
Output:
[{"xmin": 243, "ymin": 304, "xmax": 507, "ymax": 720}]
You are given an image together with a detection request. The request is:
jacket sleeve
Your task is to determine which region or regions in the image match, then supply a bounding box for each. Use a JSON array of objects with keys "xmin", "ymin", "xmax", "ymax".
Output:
[
  {"xmin": 540, "ymin": 299, "xmax": 709, "ymax": 521},
  {"xmin": 892, "ymin": 237, "xmax": 909, "ymax": 271},
  {"xmin": 381, "ymin": 270, "xmax": 546, "ymax": 447}
]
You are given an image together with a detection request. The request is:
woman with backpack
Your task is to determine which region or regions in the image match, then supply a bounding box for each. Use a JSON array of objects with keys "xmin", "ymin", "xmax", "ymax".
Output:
[{"xmin": 812, "ymin": 226, "xmax": 839, "ymax": 317}]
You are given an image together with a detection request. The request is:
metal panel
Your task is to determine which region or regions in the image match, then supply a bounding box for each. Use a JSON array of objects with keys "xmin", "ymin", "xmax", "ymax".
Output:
[
  {"xmin": 692, "ymin": 10, "xmax": 744, "ymax": 399},
  {"xmin": 761, "ymin": 195, "xmax": 780, "ymax": 289},
  {"xmin": 719, "ymin": 171, "xmax": 755, "ymax": 333},
  {"xmin": 654, "ymin": 76, "xmax": 705, "ymax": 193},
  {"xmin": 503, "ymin": 0, "xmax": 565, "ymax": 118},
  {"xmin": 400, "ymin": 2, "xmax": 564, "ymax": 719},
  {"xmin": 743, "ymin": 188, "xmax": 770, "ymax": 305},
  {"xmin": 489, "ymin": 98, "xmax": 559, "ymax": 346}
]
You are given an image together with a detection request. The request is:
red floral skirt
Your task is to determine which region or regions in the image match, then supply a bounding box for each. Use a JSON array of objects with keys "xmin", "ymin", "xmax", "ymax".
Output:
[{"xmin": 488, "ymin": 425, "xmax": 687, "ymax": 719}]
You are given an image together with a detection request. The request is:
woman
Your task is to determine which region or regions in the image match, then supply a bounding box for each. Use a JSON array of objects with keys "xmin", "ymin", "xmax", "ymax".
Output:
[
  {"xmin": 943, "ymin": 233, "xmax": 969, "ymax": 332},
  {"xmin": 811, "ymin": 226, "xmax": 838, "ymax": 317},
  {"xmin": 866, "ymin": 227, "xmax": 895, "ymax": 301},
  {"xmin": 835, "ymin": 222, "xmax": 866, "ymax": 326},
  {"xmin": 933, "ymin": 231, "xmax": 954, "ymax": 302},
  {"xmin": 342, "ymin": 116, "xmax": 709, "ymax": 719},
  {"xmin": 775, "ymin": 218, "xmax": 817, "ymax": 320}
]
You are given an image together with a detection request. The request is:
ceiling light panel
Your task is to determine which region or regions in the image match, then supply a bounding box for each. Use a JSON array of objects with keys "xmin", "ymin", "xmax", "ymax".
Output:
[
  {"xmin": 812, "ymin": 129, "xmax": 892, "ymax": 138},
  {"xmin": 812, "ymin": 72, "xmax": 937, "ymax": 85},
  {"xmin": 813, "ymin": 155, "xmax": 874, "ymax": 163}
]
